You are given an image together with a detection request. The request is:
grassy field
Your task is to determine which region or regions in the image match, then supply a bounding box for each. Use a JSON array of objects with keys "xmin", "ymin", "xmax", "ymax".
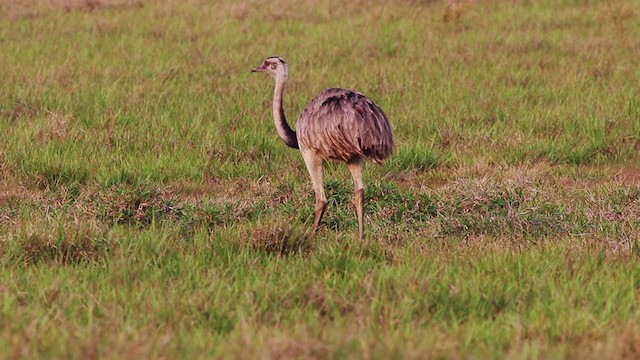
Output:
[{"xmin": 1, "ymin": 0, "xmax": 640, "ymax": 358}]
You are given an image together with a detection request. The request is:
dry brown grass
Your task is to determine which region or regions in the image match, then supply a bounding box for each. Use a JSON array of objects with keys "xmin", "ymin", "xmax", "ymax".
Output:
[
  {"xmin": 2, "ymin": 0, "xmax": 144, "ymax": 18},
  {"xmin": 5, "ymin": 224, "xmax": 112, "ymax": 265},
  {"xmin": 251, "ymin": 218, "xmax": 314, "ymax": 256}
]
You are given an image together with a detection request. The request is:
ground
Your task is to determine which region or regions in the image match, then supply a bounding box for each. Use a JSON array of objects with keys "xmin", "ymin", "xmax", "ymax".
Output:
[{"xmin": 1, "ymin": 0, "xmax": 640, "ymax": 358}]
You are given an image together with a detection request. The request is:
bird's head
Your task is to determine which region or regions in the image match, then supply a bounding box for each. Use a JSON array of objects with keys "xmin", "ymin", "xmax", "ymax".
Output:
[{"xmin": 252, "ymin": 56, "xmax": 287, "ymax": 79}]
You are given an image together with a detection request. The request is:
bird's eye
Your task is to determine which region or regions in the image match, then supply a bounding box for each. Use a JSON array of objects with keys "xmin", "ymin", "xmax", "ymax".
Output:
[{"xmin": 270, "ymin": 64, "xmax": 277, "ymax": 69}]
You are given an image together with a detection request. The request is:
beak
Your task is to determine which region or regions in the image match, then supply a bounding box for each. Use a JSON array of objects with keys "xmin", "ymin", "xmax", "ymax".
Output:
[{"xmin": 251, "ymin": 66, "xmax": 265, "ymax": 73}]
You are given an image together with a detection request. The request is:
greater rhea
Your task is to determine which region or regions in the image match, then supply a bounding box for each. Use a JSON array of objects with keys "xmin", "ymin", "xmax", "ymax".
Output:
[{"xmin": 252, "ymin": 56, "xmax": 394, "ymax": 239}]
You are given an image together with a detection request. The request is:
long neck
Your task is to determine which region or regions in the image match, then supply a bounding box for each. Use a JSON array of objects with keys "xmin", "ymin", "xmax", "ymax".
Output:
[{"xmin": 272, "ymin": 71, "xmax": 299, "ymax": 149}]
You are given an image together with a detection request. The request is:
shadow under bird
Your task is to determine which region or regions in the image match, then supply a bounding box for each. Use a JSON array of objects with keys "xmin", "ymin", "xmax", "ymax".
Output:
[{"xmin": 252, "ymin": 56, "xmax": 394, "ymax": 240}]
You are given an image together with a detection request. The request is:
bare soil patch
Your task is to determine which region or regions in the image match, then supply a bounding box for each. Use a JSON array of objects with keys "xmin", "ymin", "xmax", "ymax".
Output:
[
  {"xmin": 557, "ymin": 166, "xmax": 640, "ymax": 190},
  {"xmin": 167, "ymin": 178, "xmax": 279, "ymax": 205},
  {"xmin": 615, "ymin": 167, "xmax": 640, "ymax": 185},
  {"xmin": 0, "ymin": 180, "xmax": 43, "ymax": 205}
]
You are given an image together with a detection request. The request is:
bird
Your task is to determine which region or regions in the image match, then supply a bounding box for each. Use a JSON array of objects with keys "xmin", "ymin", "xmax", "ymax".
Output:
[{"xmin": 252, "ymin": 56, "xmax": 394, "ymax": 240}]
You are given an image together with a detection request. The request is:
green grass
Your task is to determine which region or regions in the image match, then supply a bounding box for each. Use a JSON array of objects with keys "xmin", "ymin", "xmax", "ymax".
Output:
[{"xmin": 1, "ymin": 0, "xmax": 640, "ymax": 358}]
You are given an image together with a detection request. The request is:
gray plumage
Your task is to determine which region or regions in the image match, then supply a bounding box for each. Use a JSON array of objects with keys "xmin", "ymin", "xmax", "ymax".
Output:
[
  {"xmin": 252, "ymin": 56, "xmax": 394, "ymax": 239},
  {"xmin": 297, "ymin": 88, "xmax": 394, "ymax": 163}
]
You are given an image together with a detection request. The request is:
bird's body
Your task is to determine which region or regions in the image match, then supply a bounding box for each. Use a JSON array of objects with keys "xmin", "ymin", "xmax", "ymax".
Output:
[
  {"xmin": 296, "ymin": 88, "xmax": 394, "ymax": 163},
  {"xmin": 252, "ymin": 57, "xmax": 394, "ymax": 239}
]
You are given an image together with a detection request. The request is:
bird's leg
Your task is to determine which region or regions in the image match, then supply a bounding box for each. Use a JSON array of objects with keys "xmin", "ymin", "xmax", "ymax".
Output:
[
  {"xmin": 354, "ymin": 188, "xmax": 364, "ymax": 240},
  {"xmin": 302, "ymin": 150, "xmax": 327, "ymax": 233},
  {"xmin": 313, "ymin": 196, "xmax": 327, "ymax": 232},
  {"xmin": 348, "ymin": 158, "xmax": 365, "ymax": 240}
]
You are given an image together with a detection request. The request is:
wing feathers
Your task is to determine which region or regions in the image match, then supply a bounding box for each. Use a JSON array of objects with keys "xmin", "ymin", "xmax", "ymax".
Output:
[{"xmin": 296, "ymin": 89, "xmax": 394, "ymax": 163}]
